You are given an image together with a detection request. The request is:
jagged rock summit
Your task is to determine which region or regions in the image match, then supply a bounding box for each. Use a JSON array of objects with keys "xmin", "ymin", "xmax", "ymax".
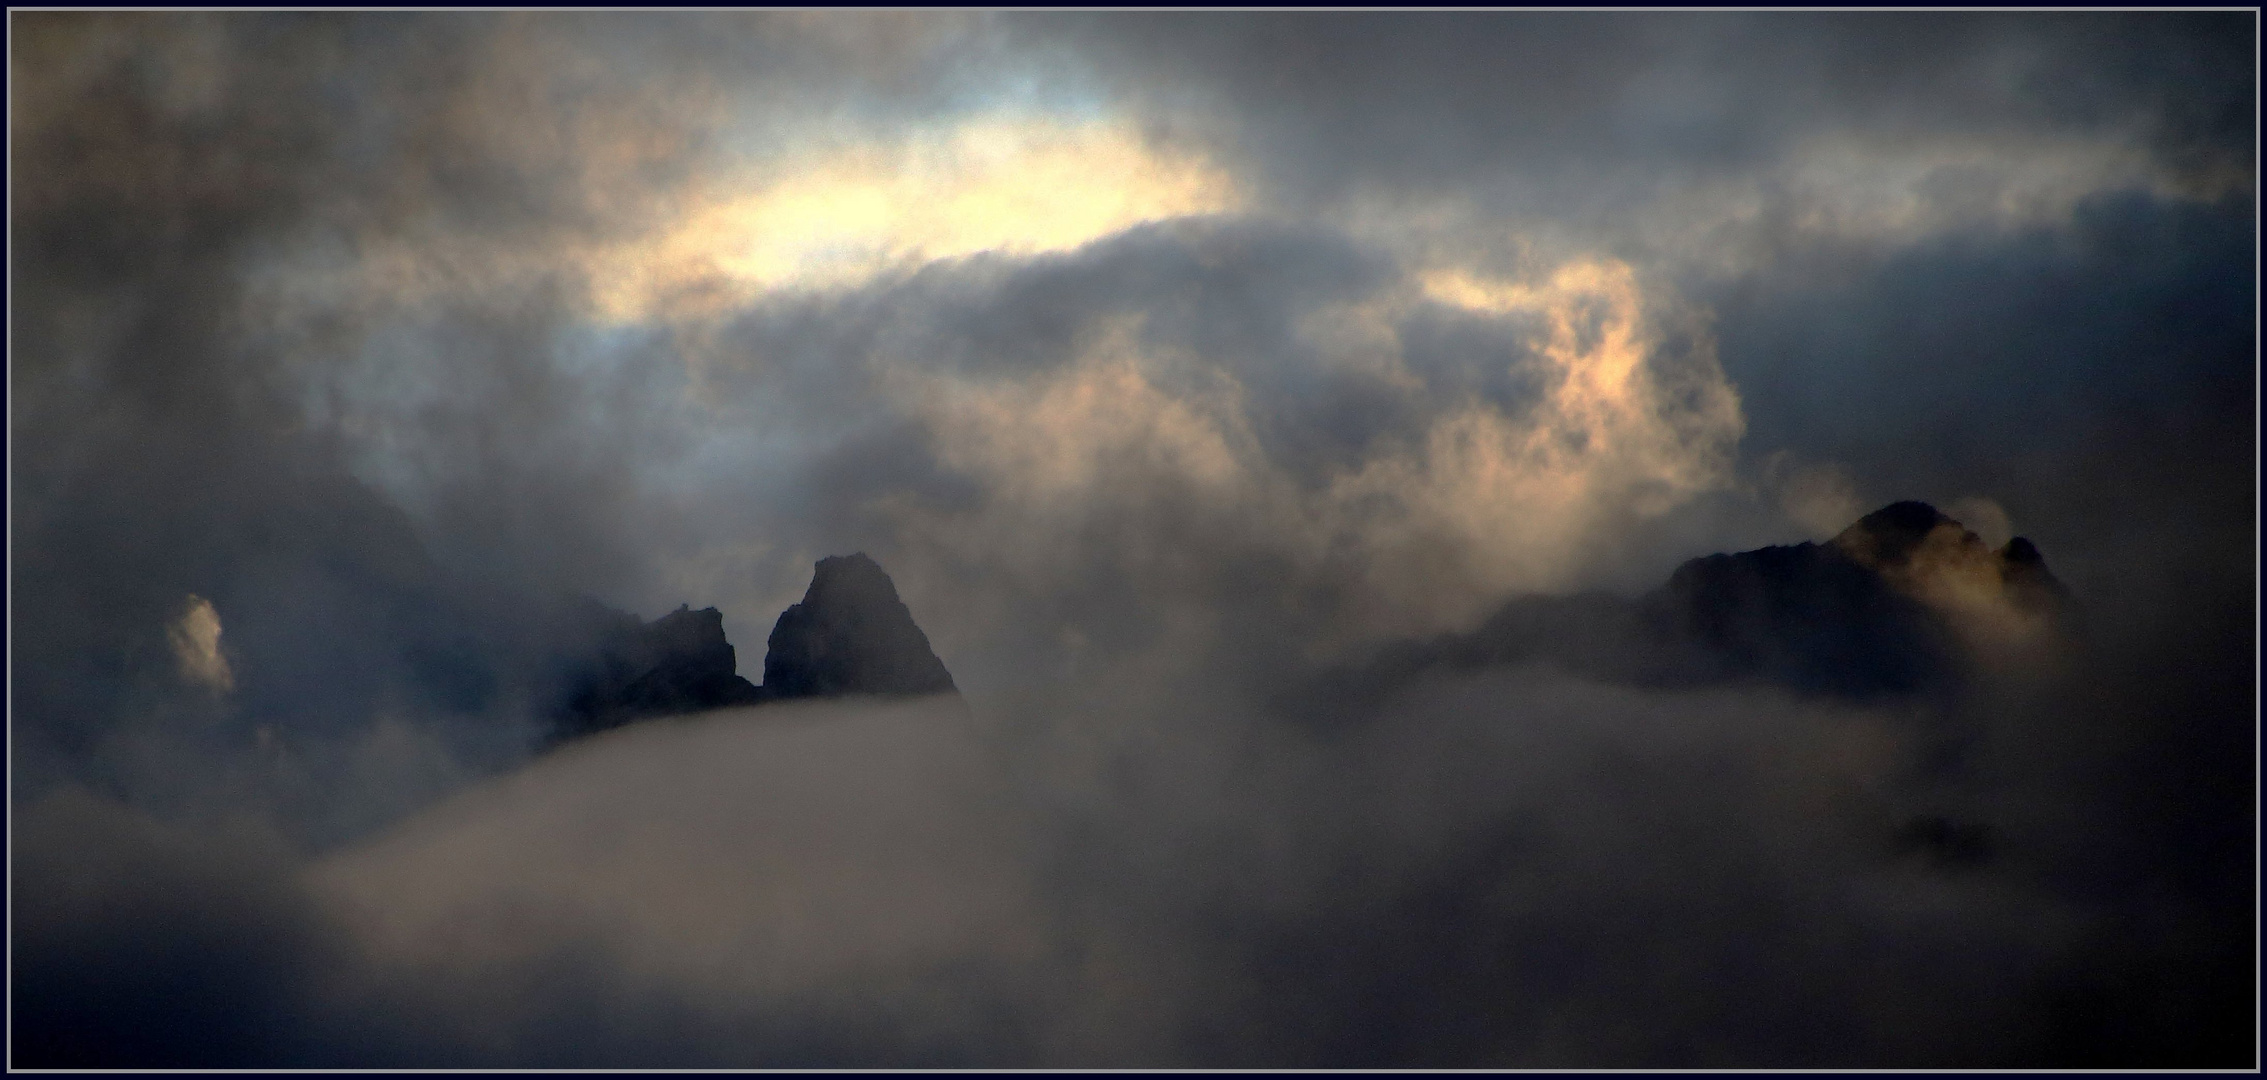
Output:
[
  {"xmin": 556, "ymin": 605, "xmax": 763, "ymax": 738},
  {"xmin": 1655, "ymin": 499, "xmax": 2072, "ymax": 693},
  {"xmin": 1832, "ymin": 500, "xmax": 1961, "ymax": 567},
  {"xmin": 1324, "ymin": 501, "xmax": 2072, "ymax": 713},
  {"xmin": 763, "ymin": 553, "xmax": 957, "ymax": 699},
  {"xmin": 550, "ymin": 553, "xmax": 956, "ymax": 744},
  {"xmin": 1831, "ymin": 500, "xmax": 2071, "ymax": 615}
]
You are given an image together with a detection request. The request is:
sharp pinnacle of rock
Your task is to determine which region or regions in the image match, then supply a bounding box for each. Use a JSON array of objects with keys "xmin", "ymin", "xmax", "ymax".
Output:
[
  {"xmin": 549, "ymin": 553, "xmax": 956, "ymax": 745},
  {"xmin": 552, "ymin": 604, "xmax": 764, "ymax": 741},
  {"xmin": 760, "ymin": 553, "xmax": 958, "ymax": 699}
]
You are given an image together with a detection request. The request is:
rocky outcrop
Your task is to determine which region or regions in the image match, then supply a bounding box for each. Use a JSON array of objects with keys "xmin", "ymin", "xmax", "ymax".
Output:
[
  {"xmin": 1645, "ymin": 529, "xmax": 1959, "ymax": 697},
  {"xmin": 552, "ymin": 604, "xmax": 763, "ymax": 741},
  {"xmin": 548, "ymin": 553, "xmax": 956, "ymax": 744},
  {"xmin": 1326, "ymin": 502, "xmax": 2072, "ymax": 709},
  {"xmin": 1830, "ymin": 500, "xmax": 1960, "ymax": 568},
  {"xmin": 760, "ymin": 553, "xmax": 957, "ymax": 699}
]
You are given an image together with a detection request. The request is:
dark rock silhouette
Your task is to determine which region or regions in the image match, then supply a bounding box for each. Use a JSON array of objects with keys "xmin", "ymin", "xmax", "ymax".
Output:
[
  {"xmin": 552, "ymin": 604, "xmax": 763, "ymax": 741},
  {"xmin": 761, "ymin": 553, "xmax": 958, "ymax": 699},
  {"xmin": 1315, "ymin": 501, "xmax": 2071, "ymax": 717},
  {"xmin": 1644, "ymin": 533, "xmax": 1958, "ymax": 697},
  {"xmin": 548, "ymin": 553, "xmax": 955, "ymax": 744},
  {"xmin": 1829, "ymin": 500, "xmax": 2074, "ymax": 621},
  {"xmin": 1997, "ymin": 535, "xmax": 2075, "ymax": 615},
  {"xmin": 1831, "ymin": 500, "xmax": 1956, "ymax": 568}
]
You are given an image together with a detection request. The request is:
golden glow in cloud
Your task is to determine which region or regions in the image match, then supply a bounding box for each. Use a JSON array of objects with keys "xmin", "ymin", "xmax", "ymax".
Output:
[
  {"xmin": 589, "ymin": 117, "xmax": 1239, "ymax": 320},
  {"xmin": 168, "ymin": 594, "xmax": 234, "ymax": 694},
  {"xmin": 1328, "ymin": 259, "xmax": 1745, "ymax": 618},
  {"xmin": 1834, "ymin": 512, "xmax": 2068, "ymax": 663},
  {"xmin": 898, "ymin": 256, "xmax": 1746, "ymax": 639}
]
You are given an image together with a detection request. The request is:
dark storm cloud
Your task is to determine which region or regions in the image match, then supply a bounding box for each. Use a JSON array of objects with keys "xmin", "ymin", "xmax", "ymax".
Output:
[
  {"xmin": 1016, "ymin": 12, "xmax": 2251, "ymax": 213},
  {"xmin": 11, "ymin": 11, "xmax": 2253, "ymax": 1069},
  {"xmin": 1702, "ymin": 192, "xmax": 2255, "ymax": 560}
]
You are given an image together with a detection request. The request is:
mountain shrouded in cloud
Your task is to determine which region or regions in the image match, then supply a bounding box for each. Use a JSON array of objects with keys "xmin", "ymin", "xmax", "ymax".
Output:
[
  {"xmin": 553, "ymin": 504, "xmax": 2059, "ymax": 742},
  {"xmin": 9, "ymin": 10, "xmax": 2252, "ymax": 1068},
  {"xmin": 762, "ymin": 553, "xmax": 959, "ymax": 699},
  {"xmin": 552, "ymin": 603, "xmax": 766, "ymax": 738},
  {"xmin": 1326, "ymin": 501, "xmax": 2075, "ymax": 721},
  {"xmin": 553, "ymin": 552, "xmax": 958, "ymax": 741}
]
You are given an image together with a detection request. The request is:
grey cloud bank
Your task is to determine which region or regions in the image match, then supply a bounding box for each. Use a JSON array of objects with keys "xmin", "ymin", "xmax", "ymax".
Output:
[{"xmin": 9, "ymin": 11, "xmax": 2253, "ymax": 1068}]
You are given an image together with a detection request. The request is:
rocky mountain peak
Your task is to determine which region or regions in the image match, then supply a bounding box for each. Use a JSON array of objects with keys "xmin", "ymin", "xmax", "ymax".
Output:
[
  {"xmin": 548, "ymin": 553, "xmax": 957, "ymax": 746},
  {"xmin": 1327, "ymin": 500, "xmax": 2080, "ymax": 713},
  {"xmin": 1831, "ymin": 500, "xmax": 1960, "ymax": 568},
  {"xmin": 1831, "ymin": 501, "xmax": 2068, "ymax": 610},
  {"xmin": 761, "ymin": 553, "xmax": 957, "ymax": 699}
]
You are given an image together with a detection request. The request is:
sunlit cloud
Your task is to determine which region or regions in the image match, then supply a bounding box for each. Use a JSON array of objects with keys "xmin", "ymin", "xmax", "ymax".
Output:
[
  {"xmin": 168, "ymin": 594, "xmax": 235, "ymax": 694},
  {"xmin": 917, "ymin": 318, "xmax": 1253, "ymax": 507},
  {"xmin": 890, "ymin": 255, "xmax": 1746, "ymax": 641},
  {"xmin": 1843, "ymin": 516, "xmax": 2067, "ymax": 660},
  {"xmin": 588, "ymin": 116, "xmax": 1239, "ymax": 321},
  {"xmin": 1332, "ymin": 258, "xmax": 1745, "ymax": 621}
]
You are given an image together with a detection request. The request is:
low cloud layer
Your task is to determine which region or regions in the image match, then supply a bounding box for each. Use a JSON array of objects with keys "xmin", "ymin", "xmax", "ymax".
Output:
[{"xmin": 10, "ymin": 11, "xmax": 2253, "ymax": 1068}]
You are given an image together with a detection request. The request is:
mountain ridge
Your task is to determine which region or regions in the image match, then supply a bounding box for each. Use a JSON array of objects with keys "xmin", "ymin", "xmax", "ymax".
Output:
[
  {"xmin": 1317, "ymin": 500, "xmax": 2073, "ymax": 715},
  {"xmin": 550, "ymin": 553, "xmax": 957, "ymax": 744},
  {"xmin": 551, "ymin": 504, "xmax": 2071, "ymax": 743}
]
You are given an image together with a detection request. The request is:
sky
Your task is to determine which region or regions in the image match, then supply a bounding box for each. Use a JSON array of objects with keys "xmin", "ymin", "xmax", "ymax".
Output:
[{"xmin": 8, "ymin": 11, "xmax": 2257, "ymax": 1068}]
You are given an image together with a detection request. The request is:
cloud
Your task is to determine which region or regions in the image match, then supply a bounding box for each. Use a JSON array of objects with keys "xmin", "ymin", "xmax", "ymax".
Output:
[
  {"xmin": 166, "ymin": 594, "xmax": 235, "ymax": 693},
  {"xmin": 1944, "ymin": 496, "xmax": 2013, "ymax": 549},
  {"xmin": 1763, "ymin": 453, "xmax": 1867, "ymax": 539},
  {"xmin": 304, "ymin": 697, "xmax": 1048, "ymax": 1056},
  {"xmin": 9, "ymin": 11, "xmax": 2250, "ymax": 1069},
  {"xmin": 587, "ymin": 115, "xmax": 1239, "ymax": 321},
  {"xmin": 10, "ymin": 787, "xmax": 336, "ymax": 1067},
  {"xmin": 1021, "ymin": 13, "xmax": 2252, "ymax": 232},
  {"xmin": 1339, "ymin": 258, "xmax": 1743, "ymax": 609},
  {"xmin": 20, "ymin": 610, "xmax": 2234, "ymax": 1067},
  {"xmin": 835, "ymin": 242, "xmax": 1747, "ymax": 660}
]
